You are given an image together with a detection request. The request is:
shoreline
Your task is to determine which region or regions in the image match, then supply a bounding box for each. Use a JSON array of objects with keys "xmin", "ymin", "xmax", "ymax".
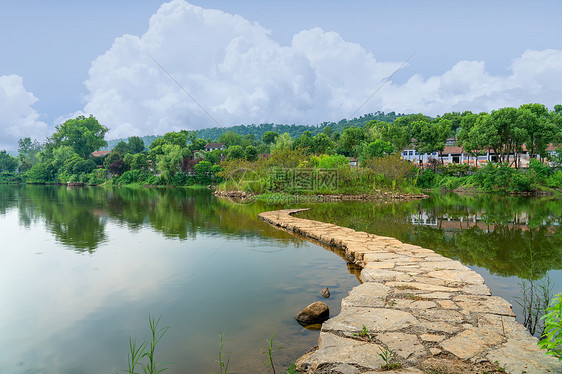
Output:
[
  {"xmin": 259, "ymin": 208, "xmax": 562, "ymax": 374},
  {"xmin": 214, "ymin": 190, "xmax": 429, "ymax": 202}
]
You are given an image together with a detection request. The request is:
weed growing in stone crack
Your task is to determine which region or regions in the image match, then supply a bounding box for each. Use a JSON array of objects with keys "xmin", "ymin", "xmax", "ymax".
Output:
[
  {"xmin": 352, "ymin": 325, "xmax": 374, "ymax": 341},
  {"xmin": 493, "ymin": 360, "xmax": 506, "ymax": 372},
  {"xmin": 378, "ymin": 346, "xmax": 402, "ymax": 370}
]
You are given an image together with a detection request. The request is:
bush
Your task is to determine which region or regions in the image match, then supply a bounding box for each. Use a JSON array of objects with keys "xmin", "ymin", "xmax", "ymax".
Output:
[
  {"xmin": 529, "ymin": 159, "xmax": 550, "ymax": 183},
  {"xmin": 441, "ymin": 176, "xmax": 462, "ymax": 190},
  {"xmin": 546, "ymin": 171, "xmax": 562, "ymax": 188},
  {"xmin": 538, "ymin": 293, "xmax": 562, "ymax": 360},
  {"xmin": 317, "ymin": 154, "xmax": 349, "ymax": 169},
  {"xmin": 509, "ymin": 172, "xmax": 532, "ymax": 192},
  {"xmin": 472, "ymin": 163, "xmax": 514, "ymax": 192},
  {"xmin": 416, "ymin": 169, "xmax": 437, "ymax": 188}
]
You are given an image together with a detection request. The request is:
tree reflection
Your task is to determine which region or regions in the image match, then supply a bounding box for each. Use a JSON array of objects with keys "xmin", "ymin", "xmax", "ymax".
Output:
[
  {"xmin": 302, "ymin": 193, "xmax": 562, "ymax": 279},
  {"xmin": 0, "ymin": 185, "xmax": 301, "ymax": 253}
]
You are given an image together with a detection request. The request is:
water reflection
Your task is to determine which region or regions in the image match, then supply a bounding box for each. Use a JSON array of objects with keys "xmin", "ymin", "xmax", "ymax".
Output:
[
  {"xmin": 0, "ymin": 185, "xmax": 295, "ymax": 252},
  {"xmin": 301, "ymin": 193, "xmax": 562, "ymax": 280}
]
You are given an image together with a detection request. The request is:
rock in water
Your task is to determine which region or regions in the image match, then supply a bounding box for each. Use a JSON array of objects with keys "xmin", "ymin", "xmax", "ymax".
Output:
[
  {"xmin": 320, "ymin": 287, "xmax": 331, "ymax": 298},
  {"xmin": 295, "ymin": 301, "xmax": 329, "ymax": 326}
]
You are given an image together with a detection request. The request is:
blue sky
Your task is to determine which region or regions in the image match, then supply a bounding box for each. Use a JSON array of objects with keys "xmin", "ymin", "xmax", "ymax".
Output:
[{"xmin": 1, "ymin": 0, "xmax": 561, "ymax": 151}]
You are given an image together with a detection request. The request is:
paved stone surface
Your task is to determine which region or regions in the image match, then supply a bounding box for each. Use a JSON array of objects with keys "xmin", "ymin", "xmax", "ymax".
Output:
[{"xmin": 259, "ymin": 209, "xmax": 562, "ymax": 373}]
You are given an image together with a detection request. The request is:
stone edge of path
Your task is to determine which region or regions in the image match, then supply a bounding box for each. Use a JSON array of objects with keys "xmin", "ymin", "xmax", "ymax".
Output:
[{"xmin": 258, "ymin": 208, "xmax": 562, "ymax": 374}]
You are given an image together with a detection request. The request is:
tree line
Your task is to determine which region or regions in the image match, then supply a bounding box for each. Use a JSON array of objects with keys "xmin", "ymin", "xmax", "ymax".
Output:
[{"xmin": 1, "ymin": 104, "xmax": 561, "ymax": 188}]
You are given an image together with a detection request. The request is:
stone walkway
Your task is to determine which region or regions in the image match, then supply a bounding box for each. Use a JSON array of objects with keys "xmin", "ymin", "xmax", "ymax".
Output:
[{"xmin": 259, "ymin": 209, "xmax": 562, "ymax": 374}]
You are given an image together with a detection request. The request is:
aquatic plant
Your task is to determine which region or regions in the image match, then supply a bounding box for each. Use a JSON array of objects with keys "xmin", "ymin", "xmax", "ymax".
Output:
[{"xmin": 539, "ymin": 293, "xmax": 562, "ymax": 360}]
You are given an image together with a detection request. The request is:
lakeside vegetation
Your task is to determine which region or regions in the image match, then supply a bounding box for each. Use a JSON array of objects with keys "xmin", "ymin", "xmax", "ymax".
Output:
[{"xmin": 1, "ymin": 104, "xmax": 561, "ymax": 194}]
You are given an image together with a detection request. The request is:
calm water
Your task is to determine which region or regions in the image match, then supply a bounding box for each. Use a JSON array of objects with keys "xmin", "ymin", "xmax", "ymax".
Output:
[
  {"xmin": 2, "ymin": 187, "xmax": 561, "ymax": 374},
  {"xmin": 301, "ymin": 192, "xmax": 562, "ymax": 326},
  {"xmin": 0, "ymin": 185, "xmax": 360, "ymax": 374}
]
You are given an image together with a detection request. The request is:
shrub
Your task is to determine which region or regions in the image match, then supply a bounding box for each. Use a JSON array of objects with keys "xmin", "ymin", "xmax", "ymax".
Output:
[
  {"xmin": 416, "ymin": 169, "xmax": 437, "ymax": 188},
  {"xmin": 442, "ymin": 176, "xmax": 462, "ymax": 190},
  {"xmin": 509, "ymin": 172, "xmax": 532, "ymax": 192},
  {"xmin": 538, "ymin": 293, "xmax": 562, "ymax": 360},
  {"xmin": 529, "ymin": 159, "xmax": 550, "ymax": 184},
  {"xmin": 546, "ymin": 171, "xmax": 562, "ymax": 188}
]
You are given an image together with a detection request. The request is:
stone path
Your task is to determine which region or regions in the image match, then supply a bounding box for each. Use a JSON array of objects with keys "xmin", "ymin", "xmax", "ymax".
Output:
[{"xmin": 259, "ymin": 209, "xmax": 562, "ymax": 374}]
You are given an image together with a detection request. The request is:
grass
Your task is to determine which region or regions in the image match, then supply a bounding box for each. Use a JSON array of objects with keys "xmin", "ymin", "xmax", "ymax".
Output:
[
  {"xmin": 124, "ymin": 315, "xmax": 170, "ymax": 374},
  {"xmin": 352, "ymin": 325, "xmax": 374, "ymax": 342},
  {"xmin": 378, "ymin": 346, "xmax": 402, "ymax": 370}
]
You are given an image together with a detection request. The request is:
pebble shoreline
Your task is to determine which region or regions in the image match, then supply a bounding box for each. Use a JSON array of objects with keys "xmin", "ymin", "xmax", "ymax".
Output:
[{"xmin": 259, "ymin": 208, "xmax": 562, "ymax": 374}]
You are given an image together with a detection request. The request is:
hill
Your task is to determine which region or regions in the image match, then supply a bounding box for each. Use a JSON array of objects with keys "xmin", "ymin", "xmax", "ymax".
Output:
[{"xmin": 101, "ymin": 111, "xmax": 407, "ymax": 150}]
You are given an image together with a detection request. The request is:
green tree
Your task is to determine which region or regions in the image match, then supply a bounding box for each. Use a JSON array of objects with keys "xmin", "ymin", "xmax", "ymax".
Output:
[
  {"xmin": 113, "ymin": 141, "xmax": 129, "ymax": 155},
  {"xmin": 17, "ymin": 137, "xmax": 42, "ymax": 172},
  {"xmin": 338, "ymin": 127, "xmax": 367, "ymax": 157},
  {"xmin": 157, "ymin": 144, "xmax": 190, "ymax": 182},
  {"xmin": 245, "ymin": 145, "xmax": 258, "ymax": 161},
  {"xmin": 312, "ymin": 133, "xmax": 335, "ymax": 154},
  {"xmin": 49, "ymin": 115, "xmax": 108, "ymax": 158},
  {"xmin": 363, "ymin": 140, "xmax": 393, "ymax": 158},
  {"xmin": 194, "ymin": 160, "xmax": 213, "ymax": 185},
  {"xmin": 219, "ymin": 130, "xmax": 244, "ymax": 147},
  {"xmin": 270, "ymin": 133, "xmax": 293, "ymax": 152},
  {"xmin": 227, "ymin": 145, "xmax": 245, "ymax": 160},
  {"xmin": 128, "ymin": 136, "xmax": 145, "ymax": 154},
  {"xmin": 0, "ymin": 151, "xmax": 18, "ymax": 172}
]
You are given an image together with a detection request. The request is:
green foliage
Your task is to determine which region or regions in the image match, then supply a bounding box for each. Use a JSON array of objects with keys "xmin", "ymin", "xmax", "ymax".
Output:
[
  {"xmin": 0, "ymin": 150, "xmax": 19, "ymax": 172},
  {"xmin": 245, "ymin": 145, "xmax": 258, "ymax": 161},
  {"xmin": 227, "ymin": 145, "xmax": 245, "ymax": 160},
  {"xmin": 316, "ymin": 154, "xmax": 349, "ymax": 169},
  {"xmin": 337, "ymin": 126, "xmax": 367, "ymax": 156},
  {"xmin": 270, "ymin": 133, "xmax": 293, "ymax": 152},
  {"xmin": 363, "ymin": 140, "xmax": 393, "ymax": 158},
  {"xmin": 263, "ymin": 331, "xmax": 283, "ymax": 374},
  {"xmin": 546, "ymin": 171, "xmax": 562, "ymax": 188},
  {"xmin": 124, "ymin": 315, "xmax": 169, "ymax": 374},
  {"xmin": 416, "ymin": 169, "xmax": 438, "ymax": 188},
  {"xmin": 539, "ymin": 293, "xmax": 562, "ymax": 360},
  {"xmin": 194, "ymin": 161, "xmax": 214, "ymax": 185},
  {"xmin": 49, "ymin": 115, "xmax": 108, "ymax": 158},
  {"xmin": 262, "ymin": 131, "xmax": 279, "ymax": 145},
  {"xmin": 18, "ymin": 137, "xmax": 42, "ymax": 172},
  {"xmin": 215, "ymin": 331, "xmax": 230, "ymax": 374}
]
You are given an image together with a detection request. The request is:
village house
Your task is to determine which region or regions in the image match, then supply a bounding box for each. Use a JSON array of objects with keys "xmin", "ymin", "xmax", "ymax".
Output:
[
  {"xmin": 204, "ymin": 142, "xmax": 226, "ymax": 152},
  {"xmin": 401, "ymin": 138, "xmax": 559, "ymax": 168}
]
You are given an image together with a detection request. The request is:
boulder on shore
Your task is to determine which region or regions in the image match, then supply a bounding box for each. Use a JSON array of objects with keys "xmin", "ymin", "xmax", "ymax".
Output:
[{"xmin": 295, "ymin": 301, "xmax": 329, "ymax": 326}]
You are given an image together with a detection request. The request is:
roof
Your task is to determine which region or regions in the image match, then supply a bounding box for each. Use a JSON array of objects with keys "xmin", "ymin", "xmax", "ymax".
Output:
[
  {"xmin": 443, "ymin": 146, "xmax": 464, "ymax": 154},
  {"xmin": 91, "ymin": 150, "xmax": 111, "ymax": 157},
  {"xmin": 204, "ymin": 143, "xmax": 226, "ymax": 148}
]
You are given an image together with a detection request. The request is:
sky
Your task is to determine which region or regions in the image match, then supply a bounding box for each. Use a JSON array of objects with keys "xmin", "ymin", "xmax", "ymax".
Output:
[{"xmin": 1, "ymin": 0, "xmax": 562, "ymax": 152}]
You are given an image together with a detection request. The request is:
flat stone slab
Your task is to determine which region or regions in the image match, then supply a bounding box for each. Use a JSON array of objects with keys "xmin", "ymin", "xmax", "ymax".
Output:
[
  {"xmin": 323, "ymin": 307, "xmax": 419, "ymax": 333},
  {"xmin": 258, "ymin": 209, "xmax": 562, "ymax": 373}
]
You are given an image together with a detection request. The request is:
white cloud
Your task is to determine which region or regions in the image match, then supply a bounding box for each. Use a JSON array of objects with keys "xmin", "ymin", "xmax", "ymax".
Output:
[
  {"xmin": 83, "ymin": 0, "xmax": 401, "ymax": 139},
  {"xmin": 83, "ymin": 0, "xmax": 562, "ymax": 139},
  {"xmin": 0, "ymin": 75, "xmax": 49, "ymax": 152},
  {"xmin": 380, "ymin": 49, "xmax": 562, "ymax": 115}
]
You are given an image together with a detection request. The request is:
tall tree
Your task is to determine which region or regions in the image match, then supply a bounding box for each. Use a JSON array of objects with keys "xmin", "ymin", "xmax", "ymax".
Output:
[
  {"xmin": 0, "ymin": 150, "xmax": 18, "ymax": 172},
  {"xmin": 49, "ymin": 115, "xmax": 108, "ymax": 158}
]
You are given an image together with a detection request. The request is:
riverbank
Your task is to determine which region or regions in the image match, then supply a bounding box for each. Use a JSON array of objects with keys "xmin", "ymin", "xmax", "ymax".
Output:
[
  {"xmin": 214, "ymin": 190, "xmax": 429, "ymax": 202},
  {"xmin": 259, "ymin": 209, "xmax": 562, "ymax": 374}
]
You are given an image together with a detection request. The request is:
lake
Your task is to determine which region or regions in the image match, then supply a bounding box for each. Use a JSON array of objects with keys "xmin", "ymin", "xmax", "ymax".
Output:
[
  {"xmin": 0, "ymin": 185, "xmax": 359, "ymax": 374},
  {"xmin": 1, "ymin": 186, "xmax": 561, "ymax": 373}
]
